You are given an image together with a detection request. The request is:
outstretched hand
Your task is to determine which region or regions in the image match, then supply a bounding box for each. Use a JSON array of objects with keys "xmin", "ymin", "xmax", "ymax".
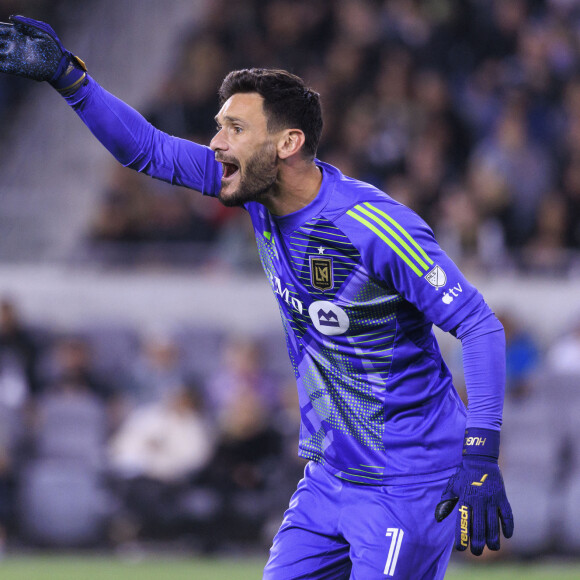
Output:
[
  {"xmin": 0, "ymin": 15, "xmax": 64, "ymax": 81},
  {"xmin": 0, "ymin": 15, "xmax": 86, "ymax": 92}
]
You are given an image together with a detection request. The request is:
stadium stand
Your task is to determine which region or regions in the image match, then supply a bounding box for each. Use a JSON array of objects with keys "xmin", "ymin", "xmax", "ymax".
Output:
[
  {"xmin": 2, "ymin": 0, "xmax": 580, "ymax": 560},
  {"xmin": 78, "ymin": 0, "xmax": 580, "ymax": 274}
]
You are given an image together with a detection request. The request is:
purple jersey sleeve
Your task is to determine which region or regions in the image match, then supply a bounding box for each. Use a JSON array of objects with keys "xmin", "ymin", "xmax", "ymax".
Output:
[
  {"xmin": 452, "ymin": 301, "xmax": 506, "ymax": 430},
  {"xmin": 63, "ymin": 76, "xmax": 222, "ymax": 195},
  {"xmin": 344, "ymin": 199, "xmax": 481, "ymax": 331},
  {"xmin": 340, "ymin": 198, "xmax": 505, "ymax": 430}
]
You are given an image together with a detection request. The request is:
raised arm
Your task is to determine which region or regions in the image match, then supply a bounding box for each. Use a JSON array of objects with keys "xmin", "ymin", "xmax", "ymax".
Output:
[
  {"xmin": 64, "ymin": 77, "xmax": 221, "ymax": 194},
  {"xmin": 0, "ymin": 15, "xmax": 222, "ymax": 195}
]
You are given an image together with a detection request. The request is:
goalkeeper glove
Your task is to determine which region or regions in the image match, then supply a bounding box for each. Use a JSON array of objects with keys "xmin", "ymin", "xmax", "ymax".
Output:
[
  {"xmin": 435, "ymin": 427, "xmax": 514, "ymax": 556},
  {"xmin": 0, "ymin": 15, "xmax": 86, "ymax": 93}
]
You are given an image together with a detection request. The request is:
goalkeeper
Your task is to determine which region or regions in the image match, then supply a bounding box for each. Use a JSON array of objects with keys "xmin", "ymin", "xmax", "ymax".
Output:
[{"xmin": 0, "ymin": 16, "xmax": 513, "ymax": 579}]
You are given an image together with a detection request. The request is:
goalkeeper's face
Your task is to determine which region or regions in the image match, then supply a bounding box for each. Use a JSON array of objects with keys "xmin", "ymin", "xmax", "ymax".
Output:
[{"xmin": 211, "ymin": 92, "xmax": 280, "ymax": 207}]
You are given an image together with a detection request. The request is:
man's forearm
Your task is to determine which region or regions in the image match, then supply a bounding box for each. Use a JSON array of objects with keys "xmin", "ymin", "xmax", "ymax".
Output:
[
  {"xmin": 453, "ymin": 302, "xmax": 506, "ymax": 430},
  {"xmin": 63, "ymin": 75, "xmax": 221, "ymax": 194},
  {"xmin": 1, "ymin": 14, "xmax": 220, "ymax": 194}
]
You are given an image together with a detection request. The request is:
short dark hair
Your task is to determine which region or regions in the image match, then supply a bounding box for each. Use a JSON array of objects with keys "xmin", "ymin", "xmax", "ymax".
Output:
[{"xmin": 218, "ymin": 68, "xmax": 323, "ymax": 159}]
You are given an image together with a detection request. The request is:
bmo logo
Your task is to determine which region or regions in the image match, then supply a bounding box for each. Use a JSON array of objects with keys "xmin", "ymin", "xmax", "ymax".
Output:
[{"xmin": 308, "ymin": 300, "xmax": 350, "ymax": 336}]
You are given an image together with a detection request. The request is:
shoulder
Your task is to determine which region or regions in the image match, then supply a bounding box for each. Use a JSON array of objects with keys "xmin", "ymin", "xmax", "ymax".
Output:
[
  {"xmin": 318, "ymin": 165, "xmax": 447, "ymax": 283},
  {"xmin": 317, "ymin": 162, "xmax": 433, "ymax": 246},
  {"xmin": 318, "ymin": 161, "xmax": 393, "ymax": 211},
  {"xmin": 318, "ymin": 161, "xmax": 423, "ymax": 225}
]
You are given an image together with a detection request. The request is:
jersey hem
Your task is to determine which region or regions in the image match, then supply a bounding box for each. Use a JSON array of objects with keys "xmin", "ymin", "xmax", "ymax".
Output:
[{"xmin": 300, "ymin": 453, "xmax": 459, "ymax": 486}]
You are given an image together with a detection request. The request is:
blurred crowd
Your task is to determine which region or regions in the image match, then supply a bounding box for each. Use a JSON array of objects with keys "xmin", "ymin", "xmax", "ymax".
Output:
[
  {"xmin": 3, "ymin": 0, "xmax": 580, "ymax": 274},
  {"xmin": 1, "ymin": 291, "xmax": 580, "ymax": 558},
  {"xmin": 0, "ymin": 295, "xmax": 303, "ymax": 553},
  {"xmin": 84, "ymin": 0, "xmax": 580, "ymax": 275}
]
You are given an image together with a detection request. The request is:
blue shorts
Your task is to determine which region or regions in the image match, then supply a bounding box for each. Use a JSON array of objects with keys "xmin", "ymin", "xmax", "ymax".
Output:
[{"xmin": 264, "ymin": 461, "xmax": 454, "ymax": 579}]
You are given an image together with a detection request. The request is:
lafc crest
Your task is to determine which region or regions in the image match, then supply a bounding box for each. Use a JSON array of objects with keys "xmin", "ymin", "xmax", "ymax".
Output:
[{"xmin": 309, "ymin": 256, "xmax": 334, "ymax": 291}]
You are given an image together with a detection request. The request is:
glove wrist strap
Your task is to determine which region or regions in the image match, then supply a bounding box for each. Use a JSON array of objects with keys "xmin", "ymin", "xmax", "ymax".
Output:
[
  {"xmin": 50, "ymin": 53, "xmax": 87, "ymax": 94},
  {"xmin": 462, "ymin": 427, "xmax": 500, "ymax": 461}
]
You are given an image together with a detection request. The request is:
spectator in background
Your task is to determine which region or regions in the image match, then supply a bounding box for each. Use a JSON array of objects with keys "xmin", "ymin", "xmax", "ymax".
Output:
[
  {"xmin": 522, "ymin": 190, "xmax": 570, "ymax": 273},
  {"xmin": 89, "ymin": 166, "xmax": 155, "ymax": 244},
  {"xmin": 0, "ymin": 297, "xmax": 42, "ymax": 549},
  {"xmin": 211, "ymin": 211, "xmax": 262, "ymax": 273},
  {"xmin": 412, "ymin": 68, "xmax": 472, "ymax": 175},
  {"xmin": 89, "ymin": 165, "xmax": 218, "ymax": 247},
  {"xmin": 109, "ymin": 380, "xmax": 213, "ymax": 483},
  {"xmin": 147, "ymin": 33, "xmax": 228, "ymax": 142},
  {"xmin": 468, "ymin": 96, "xmax": 554, "ymax": 248},
  {"xmin": 31, "ymin": 378, "xmax": 110, "ymax": 469},
  {"xmin": 40, "ymin": 335, "xmax": 116, "ymax": 403},
  {"xmin": 127, "ymin": 332, "xmax": 186, "ymax": 407},
  {"xmin": 108, "ymin": 381, "xmax": 214, "ymax": 542},
  {"xmin": 561, "ymin": 155, "xmax": 580, "ymax": 250},
  {"xmin": 367, "ymin": 47, "xmax": 415, "ymax": 181},
  {"xmin": 559, "ymin": 78, "xmax": 580, "ymax": 250},
  {"xmin": 195, "ymin": 371, "xmax": 284, "ymax": 548},
  {"xmin": 545, "ymin": 316, "xmax": 580, "ymax": 375},
  {"xmin": 434, "ymin": 180, "xmax": 502, "ymax": 271},
  {"xmin": 0, "ymin": 433, "xmax": 13, "ymax": 553},
  {"xmin": 205, "ymin": 335, "xmax": 280, "ymax": 418},
  {"xmin": 259, "ymin": 0, "xmax": 334, "ymax": 72},
  {"xmin": 497, "ymin": 311, "xmax": 541, "ymax": 400},
  {"xmin": 0, "ymin": 396, "xmax": 24, "ymax": 552},
  {"xmin": 0, "ymin": 298, "xmax": 43, "ymax": 403}
]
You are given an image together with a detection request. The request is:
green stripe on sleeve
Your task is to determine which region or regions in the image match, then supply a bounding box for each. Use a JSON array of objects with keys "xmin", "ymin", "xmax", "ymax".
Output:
[
  {"xmin": 363, "ymin": 202, "xmax": 434, "ymax": 267},
  {"xmin": 346, "ymin": 210, "xmax": 424, "ymax": 276},
  {"xmin": 353, "ymin": 205, "xmax": 430, "ymax": 272}
]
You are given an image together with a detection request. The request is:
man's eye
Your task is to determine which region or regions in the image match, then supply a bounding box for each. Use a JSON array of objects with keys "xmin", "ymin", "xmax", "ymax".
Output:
[{"xmin": 233, "ymin": 126, "xmax": 243, "ymax": 134}]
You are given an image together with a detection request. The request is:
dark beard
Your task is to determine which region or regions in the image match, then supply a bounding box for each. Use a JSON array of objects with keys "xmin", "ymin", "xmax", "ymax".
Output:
[{"xmin": 218, "ymin": 143, "xmax": 278, "ymax": 207}]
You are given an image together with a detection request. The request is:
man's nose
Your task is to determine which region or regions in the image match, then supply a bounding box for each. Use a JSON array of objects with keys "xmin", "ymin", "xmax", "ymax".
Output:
[{"xmin": 210, "ymin": 129, "xmax": 227, "ymax": 152}]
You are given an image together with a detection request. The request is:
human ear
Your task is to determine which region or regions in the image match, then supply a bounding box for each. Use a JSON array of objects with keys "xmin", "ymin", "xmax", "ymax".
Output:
[{"xmin": 277, "ymin": 129, "xmax": 305, "ymax": 159}]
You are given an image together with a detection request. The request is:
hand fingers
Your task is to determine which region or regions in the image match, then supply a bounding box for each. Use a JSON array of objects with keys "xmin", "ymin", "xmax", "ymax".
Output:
[
  {"xmin": 486, "ymin": 506, "xmax": 501, "ymax": 551},
  {"xmin": 499, "ymin": 502, "xmax": 515, "ymax": 539},
  {"xmin": 10, "ymin": 15, "xmax": 59, "ymax": 45},
  {"xmin": 0, "ymin": 33, "xmax": 16, "ymax": 62},
  {"xmin": 470, "ymin": 503, "xmax": 486, "ymax": 556},
  {"xmin": 0, "ymin": 22, "xmax": 16, "ymax": 41},
  {"xmin": 11, "ymin": 22, "xmax": 42, "ymax": 39},
  {"xmin": 9, "ymin": 16, "xmax": 46, "ymax": 40},
  {"xmin": 0, "ymin": 24, "xmax": 19, "ymax": 62}
]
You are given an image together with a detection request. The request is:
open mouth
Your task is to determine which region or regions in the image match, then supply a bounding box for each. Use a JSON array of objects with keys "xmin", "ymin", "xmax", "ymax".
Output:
[{"xmin": 221, "ymin": 162, "xmax": 239, "ymax": 180}]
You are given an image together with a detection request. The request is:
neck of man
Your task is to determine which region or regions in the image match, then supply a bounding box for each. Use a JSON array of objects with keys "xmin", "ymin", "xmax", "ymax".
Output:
[{"xmin": 263, "ymin": 160, "xmax": 323, "ymax": 217}]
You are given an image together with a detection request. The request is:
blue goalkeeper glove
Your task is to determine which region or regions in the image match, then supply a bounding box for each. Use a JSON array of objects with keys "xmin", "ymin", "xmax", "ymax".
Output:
[
  {"xmin": 0, "ymin": 15, "xmax": 86, "ymax": 93},
  {"xmin": 435, "ymin": 427, "xmax": 514, "ymax": 556}
]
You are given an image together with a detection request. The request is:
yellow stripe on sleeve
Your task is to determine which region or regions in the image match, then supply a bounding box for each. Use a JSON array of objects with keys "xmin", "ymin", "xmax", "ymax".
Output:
[{"xmin": 346, "ymin": 210, "xmax": 424, "ymax": 276}]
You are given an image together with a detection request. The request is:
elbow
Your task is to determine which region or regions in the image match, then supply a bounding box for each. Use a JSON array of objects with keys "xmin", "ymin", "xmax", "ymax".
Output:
[{"xmin": 453, "ymin": 301, "xmax": 505, "ymax": 342}]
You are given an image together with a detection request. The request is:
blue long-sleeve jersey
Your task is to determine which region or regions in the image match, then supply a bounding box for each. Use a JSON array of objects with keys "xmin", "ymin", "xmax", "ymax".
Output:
[{"xmin": 64, "ymin": 77, "xmax": 506, "ymax": 484}]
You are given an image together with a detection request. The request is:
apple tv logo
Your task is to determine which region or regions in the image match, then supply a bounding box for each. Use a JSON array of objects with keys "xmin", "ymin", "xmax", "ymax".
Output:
[{"xmin": 441, "ymin": 283, "xmax": 463, "ymax": 305}]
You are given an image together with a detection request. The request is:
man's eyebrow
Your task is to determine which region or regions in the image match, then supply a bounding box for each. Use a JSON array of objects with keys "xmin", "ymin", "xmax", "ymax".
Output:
[{"xmin": 215, "ymin": 114, "xmax": 245, "ymax": 125}]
